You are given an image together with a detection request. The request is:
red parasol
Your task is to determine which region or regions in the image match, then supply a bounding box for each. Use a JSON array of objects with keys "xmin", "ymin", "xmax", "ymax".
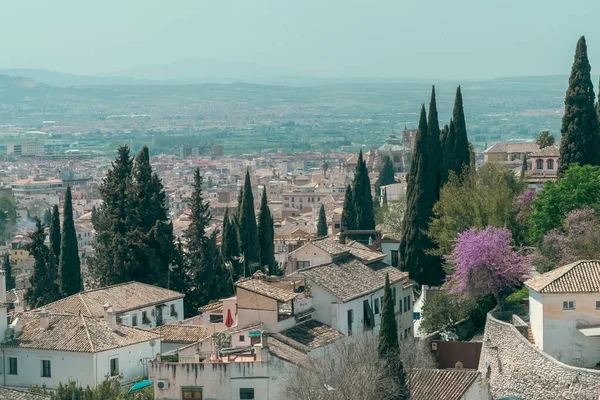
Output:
[{"xmin": 225, "ymin": 308, "xmax": 234, "ymax": 328}]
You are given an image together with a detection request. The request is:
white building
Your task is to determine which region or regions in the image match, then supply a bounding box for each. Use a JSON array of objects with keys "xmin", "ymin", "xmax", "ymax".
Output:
[
  {"xmin": 41, "ymin": 281, "xmax": 185, "ymax": 330},
  {"xmin": 74, "ymin": 222, "xmax": 94, "ymax": 247},
  {"xmin": 7, "ymin": 142, "xmax": 45, "ymax": 157},
  {"xmin": 525, "ymin": 260, "xmax": 600, "ymax": 368},
  {"xmin": 11, "ymin": 178, "xmax": 63, "ymax": 199}
]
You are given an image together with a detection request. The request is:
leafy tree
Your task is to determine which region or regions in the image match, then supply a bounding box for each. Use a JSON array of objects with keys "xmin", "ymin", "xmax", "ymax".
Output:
[
  {"xmin": 529, "ymin": 164, "xmax": 600, "ymax": 243},
  {"xmin": 378, "ymin": 273, "xmax": 408, "ymax": 400},
  {"xmin": 378, "ymin": 198, "xmax": 406, "ymax": 237},
  {"xmin": 221, "ymin": 207, "xmax": 242, "ymax": 281},
  {"xmin": 376, "ymin": 156, "xmax": 396, "ymax": 194},
  {"xmin": 447, "ymin": 227, "xmax": 530, "ymax": 306},
  {"xmin": 238, "ymin": 170, "xmax": 260, "ymax": 269},
  {"xmin": 30, "ymin": 376, "xmax": 153, "ymax": 400},
  {"xmin": 49, "ymin": 204, "xmax": 61, "ymax": 264},
  {"xmin": 0, "ymin": 194, "xmax": 17, "ymax": 242},
  {"xmin": 59, "ymin": 187, "xmax": 83, "ymax": 296},
  {"xmin": 440, "ymin": 86, "xmax": 471, "ymax": 187},
  {"xmin": 43, "ymin": 208, "xmax": 51, "ymax": 226},
  {"xmin": 353, "ymin": 150, "xmax": 375, "ymax": 239},
  {"xmin": 420, "ymin": 288, "xmax": 474, "ymax": 335},
  {"xmin": 536, "ymin": 130, "xmax": 555, "ymax": 149},
  {"xmin": 429, "ymin": 163, "xmax": 525, "ymax": 258},
  {"xmin": 400, "ymin": 94, "xmax": 444, "ymax": 286},
  {"xmin": 3, "ymin": 254, "xmax": 15, "ymax": 290},
  {"xmin": 317, "ymin": 204, "xmax": 328, "ymax": 238},
  {"xmin": 24, "ymin": 219, "xmax": 61, "ymax": 308},
  {"xmin": 258, "ymin": 187, "xmax": 278, "ymax": 275},
  {"xmin": 558, "ymin": 36, "xmax": 600, "ymax": 176},
  {"xmin": 340, "ymin": 184, "xmax": 357, "ymax": 242}
]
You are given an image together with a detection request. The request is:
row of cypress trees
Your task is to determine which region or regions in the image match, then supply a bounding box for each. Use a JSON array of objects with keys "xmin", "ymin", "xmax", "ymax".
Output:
[{"xmin": 399, "ymin": 86, "xmax": 471, "ymax": 286}]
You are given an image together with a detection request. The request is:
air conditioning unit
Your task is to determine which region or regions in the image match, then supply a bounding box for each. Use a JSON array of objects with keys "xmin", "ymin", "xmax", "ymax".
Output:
[{"xmin": 157, "ymin": 381, "xmax": 169, "ymax": 390}]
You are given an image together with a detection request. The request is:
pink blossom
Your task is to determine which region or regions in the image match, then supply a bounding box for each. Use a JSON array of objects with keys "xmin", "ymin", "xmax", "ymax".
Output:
[
  {"xmin": 447, "ymin": 227, "xmax": 531, "ymax": 302},
  {"xmin": 515, "ymin": 188, "xmax": 536, "ymax": 210}
]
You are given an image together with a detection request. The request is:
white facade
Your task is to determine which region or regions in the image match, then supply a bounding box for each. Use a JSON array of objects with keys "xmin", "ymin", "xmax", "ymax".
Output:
[{"xmin": 118, "ymin": 299, "xmax": 184, "ymax": 330}]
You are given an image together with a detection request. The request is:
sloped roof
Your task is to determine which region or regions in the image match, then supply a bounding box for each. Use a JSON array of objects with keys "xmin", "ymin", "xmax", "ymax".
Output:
[
  {"xmin": 4, "ymin": 311, "xmax": 159, "ymax": 353},
  {"xmin": 484, "ymin": 142, "xmax": 539, "ymax": 154},
  {"xmin": 42, "ymin": 281, "xmax": 184, "ymax": 317},
  {"xmin": 200, "ymin": 300, "xmax": 224, "ymax": 314},
  {"xmin": 310, "ymin": 237, "xmax": 349, "ymax": 257},
  {"xmin": 525, "ymin": 260, "xmax": 600, "ymax": 293},
  {"xmin": 268, "ymin": 335, "xmax": 310, "ymax": 365},
  {"xmin": 235, "ymin": 279, "xmax": 299, "ymax": 302},
  {"xmin": 0, "ymin": 387, "xmax": 50, "ymax": 400},
  {"xmin": 280, "ymin": 320, "xmax": 344, "ymax": 349},
  {"xmin": 408, "ymin": 369, "xmax": 480, "ymax": 400},
  {"xmin": 298, "ymin": 257, "xmax": 409, "ymax": 302},
  {"xmin": 530, "ymin": 144, "xmax": 559, "ymax": 157},
  {"xmin": 151, "ymin": 324, "xmax": 210, "ymax": 344}
]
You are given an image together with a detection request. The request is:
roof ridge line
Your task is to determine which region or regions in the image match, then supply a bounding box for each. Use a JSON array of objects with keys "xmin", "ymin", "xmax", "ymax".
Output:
[
  {"xmin": 80, "ymin": 313, "xmax": 95, "ymax": 353},
  {"xmin": 79, "ymin": 292, "xmax": 92, "ymax": 316}
]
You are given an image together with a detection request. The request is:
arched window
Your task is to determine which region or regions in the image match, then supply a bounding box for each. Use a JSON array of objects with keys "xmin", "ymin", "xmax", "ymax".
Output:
[
  {"xmin": 547, "ymin": 159, "xmax": 554, "ymax": 170},
  {"xmin": 536, "ymin": 159, "xmax": 544, "ymax": 170}
]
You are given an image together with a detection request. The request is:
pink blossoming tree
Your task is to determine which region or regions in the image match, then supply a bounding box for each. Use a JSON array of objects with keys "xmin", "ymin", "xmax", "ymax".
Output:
[{"xmin": 447, "ymin": 226, "xmax": 531, "ymax": 306}]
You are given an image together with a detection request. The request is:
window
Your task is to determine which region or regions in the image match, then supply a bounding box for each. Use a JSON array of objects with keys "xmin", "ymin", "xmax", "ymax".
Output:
[
  {"xmin": 297, "ymin": 261, "xmax": 310, "ymax": 269},
  {"xmin": 41, "ymin": 360, "xmax": 51, "ymax": 378},
  {"xmin": 413, "ymin": 312, "xmax": 421, "ymax": 320},
  {"xmin": 132, "ymin": 314, "xmax": 138, "ymax": 327},
  {"xmin": 536, "ymin": 159, "xmax": 544, "ymax": 169},
  {"xmin": 142, "ymin": 311, "xmax": 150, "ymax": 325},
  {"xmin": 110, "ymin": 358, "xmax": 119, "ymax": 376},
  {"xmin": 170, "ymin": 304, "xmax": 177, "ymax": 317},
  {"xmin": 182, "ymin": 387, "xmax": 203, "ymax": 399},
  {"xmin": 347, "ymin": 309, "xmax": 354, "ymax": 336},
  {"xmin": 563, "ymin": 301, "xmax": 575, "ymax": 310},
  {"xmin": 8, "ymin": 357, "xmax": 17, "ymax": 375},
  {"xmin": 240, "ymin": 388, "xmax": 255, "ymax": 399},
  {"xmin": 239, "ymin": 335, "xmax": 245, "ymax": 342},
  {"xmin": 403, "ymin": 328, "xmax": 409, "ymax": 339},
  {"xmin": 596, "ymin": 301, "xmax": 600, "ymax": 310},
  {"xmin": 374, "ymin": 298, "xmax": 380, "ymax": 315},
  {"xmin": 547, "ymin": 159, "xmax": 554, "ymax": 170},
  {"xmin": 391, "ymin": 250, "xmax": 399, "ymax": 267},
  {"xmin": 393, "ymin": 155, "xmax": 401, "ymax": 163},
  {"xmin": 403, "ymin": 296, "xmax": 410, "ymax": 313}
]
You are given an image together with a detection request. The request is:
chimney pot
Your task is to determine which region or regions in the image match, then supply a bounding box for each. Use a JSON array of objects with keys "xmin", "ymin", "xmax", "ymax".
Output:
[{"xmin": 40, "ymin": 309, "xmax": 50, "ymax": 330}]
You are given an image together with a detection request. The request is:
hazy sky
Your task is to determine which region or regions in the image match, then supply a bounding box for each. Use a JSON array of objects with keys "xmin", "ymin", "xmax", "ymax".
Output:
[{"xmin": 2, "ymin": 0, "xmax": 600, "ymax": 79}]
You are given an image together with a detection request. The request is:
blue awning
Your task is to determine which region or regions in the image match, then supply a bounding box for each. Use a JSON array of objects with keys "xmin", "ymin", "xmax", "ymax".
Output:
[{"xmin": 128, "ymin": 380, "xmax": 152, "ymax": 394}]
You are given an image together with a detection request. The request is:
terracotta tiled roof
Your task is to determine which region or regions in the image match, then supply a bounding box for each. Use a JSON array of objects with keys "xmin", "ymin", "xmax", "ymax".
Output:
[
  {"xmin": 200, "ymin": 300, "xmax": 224, "ymax": 314},
  {"xmin": 345, "ymin": 240, "xmax": 385, "ymax": 263},
  {"xmin": 408, "ymin": 369, "xmax": 480, "ymax": 400},
  {"xmin": 310, "ymin": 237, "xmax": 350, "ymax": 257},
  {"xmin": 268, "ymin": 335, "xmax": 310, "ymax": 365},
  {"xmin": 235, "ymin": 279, "xmax": 299, "ymax": 302},
  {"xmin": 298, "ymin": 257, "xmax": 409, "ymax": 302},
  {"xmin": 484, "ymin": 142, "xmax": 539, "ymax": 154},
  {"xmin": 151, "ymin": 324, "xmax": 210, "ymax": 344},
  {"xmin": 0, "ymin": 387, "xmax": 50, "ymax": 399},
  {"xmin": 4, "ymin": 311, "xmax": 159, "ymax": 353},
  {"xmin": 280, "ymin": 320, "xmax": 343, "ymax": 349},
  {"xmin": 530, "ymin": 144, "xmax": 559, "ymax": 157},
  {"xmin": 42, "ymin": 281, "xmax": 184, "ymax": 317},
  {"xmin": 525, "ymin": 260, "xmax": 600, "ymax": 293}
]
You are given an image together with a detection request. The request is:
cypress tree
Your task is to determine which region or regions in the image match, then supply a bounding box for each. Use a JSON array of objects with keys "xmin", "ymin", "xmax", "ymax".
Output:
[
  {"xmin": 24, "ymin": 219, "xmax": 61, "ymax": 308},
  {"xmin": 49, "ymin": 204, "xmax": 61, "ymax": 264},
  {"xmin": 238, "ymin": 170, "xmax": 260, "ymax": 270},
  {"xmin": 376, "ymin": 156, "xmax": 396, "ymax": 195},
  {"xmin": 558, "ymin": 36, "xmax": 600, "ymax": 176},
  {"xmin": 42, "ymin": 208, "xmax": 51, "ymax": 226},
  {"xmin": 441, "ymin": 86, "xmax": 471, "ymax": 187},
  {"xmin": 521, "ymin": 154, "xmax": 528, "ymax": 179},
  {"xmin": 222, "ymin": 207, "xmax": 242, "ymax": 281},
  {"xmin": 258, "ymin": 187, "xmax": 278, "ymax": 275},
  {"xmin": 426, "ymin": 86, "xmax": 442, "ymax": 198},
  {"xmin": 90, "ymin": 205, "xmax": 98, "ymax": 229},
  {"xmin": 3, "ymin": 254, "xmax": 15, "ymax": 291},
  {"xmin": 340, "ymin": 184, "xmax": 357, "ymax": 242},
  {"xmin": 353, "ymin": 150, "xmax": 375, "ymax": 237},
  {"xmin": 59, "ymin": 186, "xmax": 83, "ymax": 296},
  {"xmin": 317, "ymin": 204, "xmax": 328, "ymax": 238},
  {"xmin": 196, "ymin": 231, "xmax": 230, "ymax": 306},
  {"xmin": 400, "ymin": 100, "xmax": 445, "ymax": 286},
  {"xmin": 184, "ymin": 168, "xmax": 211, "ymax": 255},
  {"xmin": 378, "ymin": 273, "xmax": 408, "ymax": 400}
]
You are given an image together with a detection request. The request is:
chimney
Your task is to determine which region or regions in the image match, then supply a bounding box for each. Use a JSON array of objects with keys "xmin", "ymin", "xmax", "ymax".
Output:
[
  {"xmin": 0, "ymin": 269, "xmax": 6, "ymax": 303},
  {"xmin": 104, "ymin": 302, "xmax": 117, "ymax": 331},
  {"xmin": 40, "ymin": 310, "xmax": 50, "ymax": 330}
]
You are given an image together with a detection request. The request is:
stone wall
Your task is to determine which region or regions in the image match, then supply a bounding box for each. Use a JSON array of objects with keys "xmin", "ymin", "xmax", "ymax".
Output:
[{"xmin": 479, "ymin": 313, "xmax": 600, "ymax": 400}]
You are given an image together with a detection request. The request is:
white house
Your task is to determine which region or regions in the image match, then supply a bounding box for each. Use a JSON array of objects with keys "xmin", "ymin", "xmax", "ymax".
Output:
[
  {"xmin": 413, "ymin": 286, "xmax": 439, "ymax": 337},
  {"xmin": 525, "ymin": 260, "xmax": 600, "ymax": 368},
  {"xmin": 41, "ymin": 281, "xmax": 185, "ymax": 329}
]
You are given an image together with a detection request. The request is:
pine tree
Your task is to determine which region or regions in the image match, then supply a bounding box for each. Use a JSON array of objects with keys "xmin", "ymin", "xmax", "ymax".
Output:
[
  {"xmin": 42, "ymin": 208, "xmax": 51, "ymax": 226},
  {"xmin": 24, "ymin": 219, "xmax": 61, "ymax": 308},
  {"xmin": 378, "ymin": 273, "xmax": 408, "ymax": 400},
  {"xmin": 400, "ymin": 100, "xmax": 445, "ymax": 286},
  {"xmin": 59, "ymin": 187, "xmax": 83, "ymax": 296},
  {"xmin": 340, "ymin": 184, "xmax": 357, "ymax": 243},
  {"xmin": 49, "ymin": 204, "xmax": 61, "ymax": 265},
  {"xmin": 3, "ymin": 254, "xmax": 15, "ymax": 291},
  {"xmin": 441, "ymin": 86, "xmax": 471, "ymax": 187},
  {"xmin": 258, "ymin": 187, "xmax": 278, "ymax": 275},
  {"xmin": 88, "ymin": 146, "xmax": 137, "ymax": 287},
  {"xmin": 238, "ymin": 170, "xmax": 260, "ymax": 270},
  {"xmin": 353, "ymin": 150, "xmax": 375, "ymax": 239},
  {"xmin": 222, "ymin": 207, "xmax": 242, "ymax": 281},
  {"xmin": 317, "ymin": 204, "xmax": 328, "ymax": 238},
  {"xmin": 558, "ymin": 36, "xmax": 600, "ymax": 176}
]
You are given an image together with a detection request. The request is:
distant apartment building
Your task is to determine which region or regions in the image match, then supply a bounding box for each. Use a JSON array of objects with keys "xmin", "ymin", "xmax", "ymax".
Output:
[
  {"xmin": 282, "ymin": 192, "xmax": 326, "ymax": 212},
  {"xmin": 6, "ymin": 142, "xmax": 45, "ymax": 157},
  {"xmin": 11, "ymin": 178, "xmax": 63, "ymax": 199}
]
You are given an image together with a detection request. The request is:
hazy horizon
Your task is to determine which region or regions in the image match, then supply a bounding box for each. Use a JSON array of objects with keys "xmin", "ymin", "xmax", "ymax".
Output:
[{"xmin": 3, "ymin": 0, "xmax": 600, "ymax": 81}]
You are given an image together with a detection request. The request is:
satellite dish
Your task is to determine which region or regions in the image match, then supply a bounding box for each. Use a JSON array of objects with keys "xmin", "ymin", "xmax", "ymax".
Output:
[{"xmin": 149, "ymin": 339, "xmax": 156, "ymax": 348}]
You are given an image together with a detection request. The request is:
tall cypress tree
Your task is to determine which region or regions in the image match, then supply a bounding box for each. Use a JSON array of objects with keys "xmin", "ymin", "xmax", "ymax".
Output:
[
  {"xmin": 378, "ymin": 274, "xmax": 408, "ymax": 400},
  {"xmin": 340, "ymin": 184, "xmax": 357, "ymax": 243},
  {"xmin": 258, "ymin": 187, "xmax": 278, "ymax": 275},
  {"xmin": 196, "ymin": 231, "xmax": 230, "ymax": 306},
  {"xmin": 376, "ymin": 156, "xmax": 396, "ymax": 194},
  {"xmin": 426, "ymin": 86, "xmax": 442, "ymax": 199},
  {"xmin": 441, "ymin": 86, "xmax": 471, "ymax": 187},
  {"xmin": 238, "ymin": 170, "xmax": 260, "ymax": 270},
  {"xmin": 353, "ymin": 150, "xmax": 375, "ymax": 237},
  {"xmin": 558, "ymin": 36, "xmax": 600, "ymax": 176},
  {"xmin": 185, "ymin": 168, "xmax": 211, "ymax": 255},
  {"xmin": 400, "ymin": 99, "xmax": 445, "ymax": 286},
  {"xmin": 317, "ymin": 204, "xmax": 328, "ymax": 238},
  {"xmin": 49, "ymin": 204, "xmax": 61, "ymax": 264},
  {"xmin": 24, "ymin": 219, "xmax": 61, "ymax": 308},
  {"xmin": 3, "ymin": 254, "xmax": 15, "ymax": 291},
  {"xmin": 222, "ymin": 207, "xmax": 242, "ymax": 281},
  {"xmin": 43, "ymin": 208, "xmax": 51, "ymax": 226},
  {"xmin": 59, "ymin": 186, "xmax": 83, "ymax": 296}
]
